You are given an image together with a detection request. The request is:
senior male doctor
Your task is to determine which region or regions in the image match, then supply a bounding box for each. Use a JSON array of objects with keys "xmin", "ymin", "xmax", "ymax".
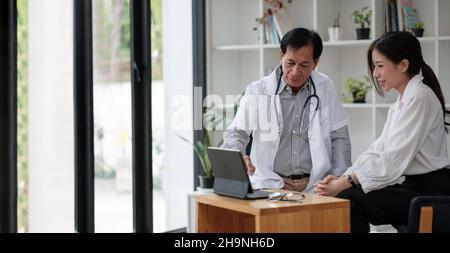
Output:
[{"xmin": 222, "ymin": 28, "xmax": 351, "ymax": 193}]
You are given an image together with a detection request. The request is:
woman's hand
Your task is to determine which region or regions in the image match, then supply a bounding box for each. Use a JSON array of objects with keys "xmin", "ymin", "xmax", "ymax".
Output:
[
  {"xmin": 314, "ymin": 175, "xmax": 351, "ymax": 197},
  {"xmin": 243, "ymin": 155, "xmax": 255, "ymax": 175}
]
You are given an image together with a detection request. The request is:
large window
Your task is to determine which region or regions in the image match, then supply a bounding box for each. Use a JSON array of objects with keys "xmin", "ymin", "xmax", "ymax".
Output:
[
  {"xmin": 26, "ymin": 0, "xmax": 75, "ymax": 232},
  {"xmin": 15, "ymin": 0, "xmax": 194, "ymax": 232},
  {"xmin": 151, "ymin": 0, "xmax": 166, "ymax": 232},
  {"xmin": 93, "ymin": 0, "xmax": 133, "ymax": 232},
  {"xmin": 17, "ymin": 0, "xmax": 28, "ymax": 232}
]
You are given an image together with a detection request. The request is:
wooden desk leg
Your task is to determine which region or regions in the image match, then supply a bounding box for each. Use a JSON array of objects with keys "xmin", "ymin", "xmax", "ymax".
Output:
[{"xmin": 196, "ymin": 202, "xmax": 207, "ymax": 233}]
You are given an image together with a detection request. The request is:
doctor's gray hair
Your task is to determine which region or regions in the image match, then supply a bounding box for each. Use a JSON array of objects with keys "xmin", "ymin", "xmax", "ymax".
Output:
[
  {"xmin": 280, "ymin": 28, "xmax": 323, "ymax": 61},
  {"xmin": 367, "ymin": 31, "xmax": 450, "ymax": 127}
]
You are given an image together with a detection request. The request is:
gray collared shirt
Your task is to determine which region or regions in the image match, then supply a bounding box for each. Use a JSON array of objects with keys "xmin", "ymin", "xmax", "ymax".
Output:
[{"xmin": 274, "ymin": 77, "xmax": 312, "ymax": 176}]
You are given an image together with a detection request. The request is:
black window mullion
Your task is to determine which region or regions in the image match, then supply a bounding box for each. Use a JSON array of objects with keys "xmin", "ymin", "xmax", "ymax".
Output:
[
  {"xmin": 130, "ymin": 0, "xmax": 152, "ymax": 233},
  {"xmin": 0, "ymin": 0, "xmax": 18, "ymax": 233},
  {"xmin": 74, "ymin": 0, "xmax": 95, "ymax": 233},
  {"xmin": 192, "ymin": 0, "xmax": 206, "ymax": 189}
]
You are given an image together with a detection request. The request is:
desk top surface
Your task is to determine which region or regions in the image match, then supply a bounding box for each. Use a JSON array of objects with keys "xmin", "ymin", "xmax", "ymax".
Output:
[{"xmin": 195, "ymin": 191, "xmax": 349, "ymax": 215}]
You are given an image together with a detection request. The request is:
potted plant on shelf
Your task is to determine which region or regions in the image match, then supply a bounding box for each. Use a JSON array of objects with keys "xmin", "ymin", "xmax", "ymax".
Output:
[
  {"xmin": 179, "ymin": 132, "xmax": 214, "ymax": 189},
  {"xmin": 351, "ymin": 6, "xmax": 371, "ymax": 40},
  {"xmin": 343, "ymin": 75, "xmax": 372, "ymax": 103},
  {"xmin": 328, "ymin": 11, "xmax": 342, "ymax": 41},
  {"xmin": 412, "ymin": 22, "xmax": 424, "ymax": 37}
]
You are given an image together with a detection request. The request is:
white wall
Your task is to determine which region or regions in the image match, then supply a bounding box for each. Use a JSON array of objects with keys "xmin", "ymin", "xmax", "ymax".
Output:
[
  {"xmin": 28, "ymin": 0, "xmax": 74, "ymax": 232},
  {"xmin": 162, "ymin": 0, "xmax": 194, "ymax": 230}
]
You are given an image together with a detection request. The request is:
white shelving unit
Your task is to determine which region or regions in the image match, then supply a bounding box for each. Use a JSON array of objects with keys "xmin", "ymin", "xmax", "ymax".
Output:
[{"xmin": 206, "ymin": 0, "xmax": 450, "ymax": 161}]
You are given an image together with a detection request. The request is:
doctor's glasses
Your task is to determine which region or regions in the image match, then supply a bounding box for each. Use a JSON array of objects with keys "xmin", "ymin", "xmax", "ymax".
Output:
[{"xmin": 267, "ymin": 192, "xmax": 305, "ymax": 203}]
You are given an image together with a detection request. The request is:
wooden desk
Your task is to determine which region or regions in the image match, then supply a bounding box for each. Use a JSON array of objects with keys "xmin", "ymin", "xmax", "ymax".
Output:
[{"xmin": 196, "ymin": 193, "xmax": 349, "ymax": 233}]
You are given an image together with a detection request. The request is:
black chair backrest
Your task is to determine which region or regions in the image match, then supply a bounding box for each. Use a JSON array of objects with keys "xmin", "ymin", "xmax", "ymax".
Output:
[{"xmin": 406, "ymin": 196, "xmax": 450, "ymax": 233}]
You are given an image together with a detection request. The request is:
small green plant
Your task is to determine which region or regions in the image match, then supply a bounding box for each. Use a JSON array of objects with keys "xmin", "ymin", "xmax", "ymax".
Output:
[
  {"xmin": 178, "ymin": 132, "xmax": 213, "ymax": 178},
  {"xmin": 342, "ymin": 75, "xmax": 372, "ymax": 103},
  {"xmin": 412, "ymin": 21, "xmax": 425, "ymax": 37},
  {"xmin": 178, "ymin": 99, "xmax": 242, "ymax": 179},
  {"xmin": 415, "ymin": 22, "xmax": 424, "ymax": 29},
  {"xmin": 351, "ymin": 6, "xmax": 372, "ymax": 28},
  {"xmin": 333, "ymin": 11, "xmax": 340, "ymax": 28}
]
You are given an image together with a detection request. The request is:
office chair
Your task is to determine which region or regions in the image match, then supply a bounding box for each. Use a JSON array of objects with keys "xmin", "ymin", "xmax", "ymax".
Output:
[{"xmin": 395, "ymin": 196, "xmax": 450, "ymax": 233}]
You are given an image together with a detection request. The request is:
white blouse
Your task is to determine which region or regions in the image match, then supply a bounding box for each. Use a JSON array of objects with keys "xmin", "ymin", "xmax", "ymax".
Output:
[{"xmin": 345, "ymin": 75, "xmax": 450, "ymax": 193}]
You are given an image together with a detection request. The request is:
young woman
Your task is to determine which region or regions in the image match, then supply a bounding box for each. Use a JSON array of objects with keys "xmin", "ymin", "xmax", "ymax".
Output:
[{"xmin": 314, "ymin": 31, "xmax": 450, "ymax": 232}]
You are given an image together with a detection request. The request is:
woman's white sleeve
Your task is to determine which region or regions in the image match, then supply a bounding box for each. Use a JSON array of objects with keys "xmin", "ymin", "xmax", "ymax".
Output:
[{"xmin": 354, "ymin": 96, "xmax": 434, "ymax": 193}]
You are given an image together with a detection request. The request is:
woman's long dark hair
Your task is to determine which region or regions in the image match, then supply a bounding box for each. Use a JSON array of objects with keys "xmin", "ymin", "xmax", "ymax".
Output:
[{"xmin": 367, "ymin": 31, "xmax": 450, "ymax": 127}]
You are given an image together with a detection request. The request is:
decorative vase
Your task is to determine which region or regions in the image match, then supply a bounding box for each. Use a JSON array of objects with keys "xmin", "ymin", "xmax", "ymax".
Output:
[
  {"xmin": 199, "ymin": 175, "xmax": 214, "ymax": 189},
  {"xmin": 328, "ymin": 27, "xmax": 342, "ymax": 41},
  {"xmin": 356, "ymin": 28, "xmax": 370, "ymax": 40},
  {"xmin": 412, "ymin": 28, "xmax": 424, "ymax": 37}
]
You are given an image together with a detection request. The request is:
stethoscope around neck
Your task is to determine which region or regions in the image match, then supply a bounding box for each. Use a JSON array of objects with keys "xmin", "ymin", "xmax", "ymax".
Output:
[{"xmin": 274, "ymin": 66, "xmax": 320, "ymax": 135}]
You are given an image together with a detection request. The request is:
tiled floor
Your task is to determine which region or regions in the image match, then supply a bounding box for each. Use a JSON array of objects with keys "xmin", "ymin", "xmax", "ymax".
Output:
[{"xmin": 95, "ymin": 178, "xmax": 166, "ymax": 232}]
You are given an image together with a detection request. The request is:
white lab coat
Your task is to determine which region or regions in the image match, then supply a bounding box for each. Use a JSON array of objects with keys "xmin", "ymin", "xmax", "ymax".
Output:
[{"xmin": 228, "ymin": 67, "xmax": 349, "ymax": 192}]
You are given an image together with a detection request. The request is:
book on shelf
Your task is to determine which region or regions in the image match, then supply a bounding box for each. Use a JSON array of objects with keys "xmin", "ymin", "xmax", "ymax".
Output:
[
  {"xmin": 272, "ymin": 13, "xmax": 283, "ymax": 40},
  {"xmin": 272, "ymin": 7, "xmax": 293, "ymax": 39},
  {"xmin": 267, "ymin": 9, "xmax": 280, "ymax": 44},
  {"xmin": 385, "ymin": 0, "xmax": 391, "ymax": 32},
  {"xmin": 396, "ymin": 0, "xmax": 405, "ymax": 31},
  {"xmin": 263, "ymin": 18, "xmax": 270, "ymax": 44},
  {"xmin": 390, "ymin": 0, "xmax": 398, "ymax": 31},
  {"xmin": 385, "ymin": 0, "xmax": 418, "ymax": 33},
  {"xmin": 402, "ymin": 0, "xmax": 419, "ymax": 32},
  {"xmin": 263, "ymin": 8, "xmax": 281, "ymax": 45},
  {"xmin": 261, "ymin": 1, "xmax": 293, "ymax": 45}
]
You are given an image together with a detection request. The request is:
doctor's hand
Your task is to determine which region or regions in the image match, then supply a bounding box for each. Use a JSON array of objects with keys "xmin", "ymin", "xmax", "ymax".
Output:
[
  {"xmin": 313, "ymin": 175, "xmax": 350, "ymax": 197},
  {"xmin": 243, "ymin": 155, "xmax": 255, "ymax": 175}
]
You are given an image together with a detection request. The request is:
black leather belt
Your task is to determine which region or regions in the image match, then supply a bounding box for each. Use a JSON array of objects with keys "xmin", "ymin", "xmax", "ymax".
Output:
[{"xmin": 278, "ymin": 173, "xmax": 310, "ymax": 180}]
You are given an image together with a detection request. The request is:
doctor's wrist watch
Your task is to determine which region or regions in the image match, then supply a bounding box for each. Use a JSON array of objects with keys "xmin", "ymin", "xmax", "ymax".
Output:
[{"xmin": 345, "ymin": 174, "xmax": 358, "ymax": 187}]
